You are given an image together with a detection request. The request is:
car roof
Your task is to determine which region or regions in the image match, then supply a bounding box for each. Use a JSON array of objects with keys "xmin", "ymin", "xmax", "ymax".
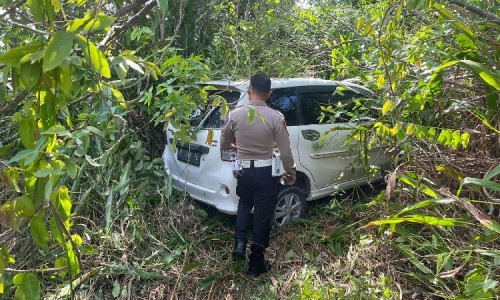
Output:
[{"xmin": 203, "ymin": 78, "xmax": 373, "ymax": 96}]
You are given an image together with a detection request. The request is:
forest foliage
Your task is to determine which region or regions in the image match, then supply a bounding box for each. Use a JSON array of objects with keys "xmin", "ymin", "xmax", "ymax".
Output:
[{"xmin": 0, "ymin": 0, "xmax": 499, "ymax": 298}]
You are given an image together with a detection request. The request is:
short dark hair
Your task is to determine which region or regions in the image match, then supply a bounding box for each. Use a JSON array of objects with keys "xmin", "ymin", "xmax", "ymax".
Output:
[{"xmin": 250, "ymin": 73, "xmax": 271, "ymax": 96}]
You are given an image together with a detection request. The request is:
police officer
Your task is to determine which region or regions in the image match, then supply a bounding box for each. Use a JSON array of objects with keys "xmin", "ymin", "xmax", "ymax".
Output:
[{"xmin": 220, "ymin": 73, "xmax": 296, "ymax": 276}]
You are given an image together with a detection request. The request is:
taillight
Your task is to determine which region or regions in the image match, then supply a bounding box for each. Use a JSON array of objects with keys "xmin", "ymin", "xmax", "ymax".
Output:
[{"xmin": 221, "ymin": 149, "xmax": 236, "ymax": 161}]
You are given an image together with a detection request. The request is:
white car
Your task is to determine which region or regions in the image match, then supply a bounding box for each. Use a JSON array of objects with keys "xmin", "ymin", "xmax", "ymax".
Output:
[{"xmin": 163, "ymin": 78, "xmax": 390, "ymax": 227}]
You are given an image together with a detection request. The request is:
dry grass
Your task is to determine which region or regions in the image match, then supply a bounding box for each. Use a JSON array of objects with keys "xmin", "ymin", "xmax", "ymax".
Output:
[{"xmin": 61, "ymin": 185, "xmax": 433, "ymax": 300}]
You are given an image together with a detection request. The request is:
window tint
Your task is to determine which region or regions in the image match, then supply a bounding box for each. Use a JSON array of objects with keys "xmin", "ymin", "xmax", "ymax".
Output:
[
  {"xmin": 266, "ymin": 88, "xmax": 298, "ymax": 126},
  {"xmin": 196, "ymin": 90, "xmax": 241, "ymax": 128},
  {"xmin": 300, "ymin": 87, "xmax": 365, "ymax": 125},
  {"xmin": 204, "ymin": 106, "xmax": 227, "ymax": 128}
]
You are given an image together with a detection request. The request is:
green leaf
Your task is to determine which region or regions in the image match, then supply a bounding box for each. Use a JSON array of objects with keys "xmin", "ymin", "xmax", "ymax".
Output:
[
  {"xmin": 382, "ymin": 100, "xmax": 392, "ymax": 115},
  {"xmin": 43, "ymin": 31, "xmax": 74, "ymax": 72},
  {"xmin": 13, "ymin": 273, "xmax": 25, "ymax": 286},
  {"xmin": 183, "ymin": 262, "xmax": 204, "ymax": 272},
  {"xmin": 463, "ymin": 178, "xmax": 500, "ymax": 192},
  {"xmin": 66, "ymin": 245, "xmax": 80, "ymax": 278},
  {"xmin": 20, "ymin": 62, "xmax": 41, "ymax": 90},
  {"xmin": 19, "ymin": 273, "xmax": 40, "ymax": 300},
  {"xmin": 33, "ymin": 167, "xmax": 53, "ymax": 178},
  {"xmin": 451, "ymin": 130, "xmax": 461, "ymax": 150},
  {"xmin": 367, "ymin": 215, "xmax": 465, "ymax": 227},
  {"xmin": 112, "ymin": 280, "xmax": 120, "ymax": 298},
  {"xmin": 75, "ymin": 34, "xmax": 111, "ymax": 78},
  {"xmin": 62, "ymin": 158, "xmax": 78, "ymax": 179},
  {"xmin": 30, "ymin": 215, "xmax": 50, "ymax": 252},
  {"xmin": 13, "ymin": 196, "xmax": 35, "ymax": 217},
  {"xmin": 393, "ymin": 243, "xmax": 433, "ymax": 274},
  {"xmin": 460, "ymin": 132, "xmax": 470, "ymax": 149},
  {"xmin": 85, "ymin": 155, "xmax": 102, "ymax": 167},
  {"xmin": 484, "ymin": 164, "xmax": 500, "ymax": 180},
  {"xmin": 86, "ymin": 126, "xmax": 104, "ymax": 137},
  {"xmin": 69, "ymin": 13, "xmax": 116, "ymax": 33},
  {"xmin": 396, "ymin": 198, "xmax": 455, "ymax": 216},
  {"xmin": 50, "ymin": 216, "xmax": 64, "ymax": 245},
  {"xmin": 0, "ymin": 45, "xmax": 41, "ymax": 67},
  {"xmin": 3, "ymin": 168, "xmax": 21, "ymax": 192},
  {"xmin": 436, "ymin": 129, "xmax": 452, "ymax": 147},
  {"xmin": 19, "ymin": 117, "xmax": 37, "ymax": 149},
  {"xmin": 485, "ymin": 85, "xmax": 498, "ymax": 117},
  {"xmin": 247, "ymin": 106, "xmax": 256, "ymax": 123},
  {"xmin": 376, "ymin": 75, "xmax": 385, "ymax": 89},
  {"xmin": 51, "ymin": 186, "xmax": 72, "ymax": 221},
  {"xmin": 285, "ymin": 249, "xmax": 296, "ymax": 260},
  {"xmin": 457, "ymin": 60, "xmax": 500, "ymax": 90},
  {"xmin": 27, "ymin": 0, "xmax": 44, "ymax": 21},
  {"xmin": 54, "ymin": 257, "xmax": 68, "ymax": 278},
  {"xmin": 157, "ymin": 0, "xmax": 169, "ymax": 16},
  {"xmin": 41, "ymin": 124, "xmax": 71, "ymax": 136},
  {"xmin": 105, "ymin": 188, "xmax": 113, "ymax": 232}
]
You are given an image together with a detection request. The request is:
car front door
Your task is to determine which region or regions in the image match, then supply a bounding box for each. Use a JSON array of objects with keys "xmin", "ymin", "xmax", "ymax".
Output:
[{"xmin": 296, "ymin": 85, "xmax": 360, "ymax": 190}]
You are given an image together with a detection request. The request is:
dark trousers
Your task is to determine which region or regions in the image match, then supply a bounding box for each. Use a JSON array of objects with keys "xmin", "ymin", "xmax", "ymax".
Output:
[{"xmin": 235, "ymin": 165, "xmax": 279, "ymax": 261}]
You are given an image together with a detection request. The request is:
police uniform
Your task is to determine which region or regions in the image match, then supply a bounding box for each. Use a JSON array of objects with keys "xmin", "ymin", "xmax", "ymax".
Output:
[{"xmin": 220, "ymin": 100, "xmax": 296, "ymax": 275}]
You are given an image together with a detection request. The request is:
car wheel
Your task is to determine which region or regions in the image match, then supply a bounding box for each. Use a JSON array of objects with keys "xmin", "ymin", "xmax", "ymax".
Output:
[{"xmin": 272, "ymin": 186, "xmax": 306, "ymax": 228}]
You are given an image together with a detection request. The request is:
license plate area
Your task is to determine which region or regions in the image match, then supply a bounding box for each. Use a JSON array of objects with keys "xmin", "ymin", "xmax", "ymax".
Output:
[{"xmin": 177, "ymin": 147, "xmax": 201, "ymax": 166}]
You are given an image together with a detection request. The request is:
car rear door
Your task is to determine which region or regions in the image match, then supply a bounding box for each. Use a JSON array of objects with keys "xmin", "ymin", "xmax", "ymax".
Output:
[{"xmin": 165, "ymin": 89, "xmax": 242, "ymax": 188}]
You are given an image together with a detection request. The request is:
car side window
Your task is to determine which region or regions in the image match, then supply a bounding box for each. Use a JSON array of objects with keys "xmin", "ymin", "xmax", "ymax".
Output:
[
  {"xmin": 299, "ymin": 86, "xmax": 367, "ymax": 125},
  {"xmin": 266, "ymin": 88, "xmax": 298, "ymax": 126}
]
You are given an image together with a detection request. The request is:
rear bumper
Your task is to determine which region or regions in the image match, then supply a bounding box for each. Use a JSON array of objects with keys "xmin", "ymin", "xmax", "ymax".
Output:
[{"xmin": 163, "ymin": 159, "xmax": 239, "ymax": 215}]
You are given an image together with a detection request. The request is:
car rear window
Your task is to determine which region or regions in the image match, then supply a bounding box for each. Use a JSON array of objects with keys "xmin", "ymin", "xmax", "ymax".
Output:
[
  {"xmin": 191, "ymin": 90, "xmax": 241, "ymax": 127},
  {"xmin": 199, "ymin": 90, "xmax": 241, "ymax": 128}
]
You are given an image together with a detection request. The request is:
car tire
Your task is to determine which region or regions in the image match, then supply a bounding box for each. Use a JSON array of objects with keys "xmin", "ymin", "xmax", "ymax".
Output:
[{"xmin": 272, "ymin": 186, "xmax": 306, "ymax": 228}]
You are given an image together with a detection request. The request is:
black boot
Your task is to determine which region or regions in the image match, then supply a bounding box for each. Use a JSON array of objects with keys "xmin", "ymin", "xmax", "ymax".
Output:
[
  {"xmin": 247, "ymin": 258, "xmax": 271, "ymax": 277},
  {"xmin": 232, "ymin": 239, "xmax": 246, "ymax": 260}
]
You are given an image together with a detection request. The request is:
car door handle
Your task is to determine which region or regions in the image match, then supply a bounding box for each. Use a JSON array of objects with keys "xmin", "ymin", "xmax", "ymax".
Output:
[{"xmin": 301, "ymin": 129, "xmax": 320, "ymax": 141}]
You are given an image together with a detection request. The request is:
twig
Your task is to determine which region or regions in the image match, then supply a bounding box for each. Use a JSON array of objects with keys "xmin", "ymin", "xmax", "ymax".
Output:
[
  {"xmin": 5, "ymin": 266, "xmax": 67, "ymax": 273},
  {"xmin": 0, "ymin": 18, "xmax": 49, "ymax": 35},
  {"xmin": 99, "ymin": 0, "xmax": 156, "ymax": 48},
  {"xmin": 49, "ymin": 200, "xmax": 83, "ymax": 274},
  {"xmin": 68, "ymin": 92, "xmax": 95, "ymax": 107}
]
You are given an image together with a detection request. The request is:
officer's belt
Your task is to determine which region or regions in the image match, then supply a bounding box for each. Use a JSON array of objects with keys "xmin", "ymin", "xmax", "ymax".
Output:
[{"xmin": 240, "ymin": 159, "xmax": 273, "ymax": 168}]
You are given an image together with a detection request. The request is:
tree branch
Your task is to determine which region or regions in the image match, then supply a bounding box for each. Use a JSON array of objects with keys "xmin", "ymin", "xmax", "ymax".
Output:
[
  {"xmin": 99, "ymin": 0, "xmax": 157, "ymax": 48},
  {"xmin": 449, "ymin": 0, "xmax": 500, "ymax": 24},
  {"xmin": 0, "ymin": 90, "xmax": 28, "ymax": 117},
  {"xmin": 113, "ymin": 0, "xmax": 149, "ymax": 18},
  {"xmin": 0, "ymin": 0, "xmax": 26, "ymax": 18},
  {"xmin": 0, "ymin": 18, "xmax": 49, "ymax": 35}
]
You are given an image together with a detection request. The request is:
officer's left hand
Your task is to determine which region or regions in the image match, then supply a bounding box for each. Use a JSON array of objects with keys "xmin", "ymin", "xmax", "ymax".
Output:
[{"xmin": 286, "ymin": 174, "xmax": 296, "ymax": 185}]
